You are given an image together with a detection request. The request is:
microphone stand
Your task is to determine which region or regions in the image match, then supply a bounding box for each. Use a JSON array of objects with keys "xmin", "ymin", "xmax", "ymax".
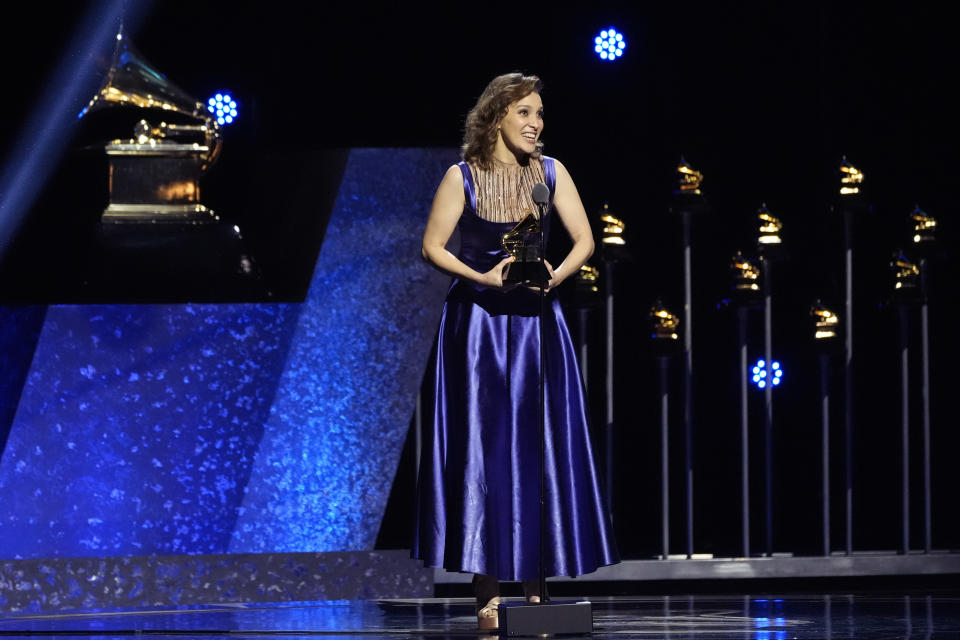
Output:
[
  {"xmin": 499, "ymin": 185, "xmax": 592, "ymax": 636},
  {"xmin": 538, "ymin": 195, "xmax": 547, "ymax": 610}
]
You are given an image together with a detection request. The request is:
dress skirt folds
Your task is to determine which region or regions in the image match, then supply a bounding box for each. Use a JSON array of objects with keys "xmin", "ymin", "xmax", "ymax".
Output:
[{"xmin": 412, "ymin": 158, "xmax": 618, "ymax": 581}]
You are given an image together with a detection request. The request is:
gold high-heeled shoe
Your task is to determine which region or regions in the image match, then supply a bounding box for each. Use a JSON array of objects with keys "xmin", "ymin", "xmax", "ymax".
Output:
[
  {"xmin": 477, "ymin": 595, "xmax": 502, "ymax": 631},
  {"xmin": 473, "ymin": 574, "xmax": 501, "ymax": 631}
]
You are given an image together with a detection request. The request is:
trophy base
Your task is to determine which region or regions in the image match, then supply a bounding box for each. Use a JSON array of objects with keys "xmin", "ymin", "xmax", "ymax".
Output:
[
  {"xmin": 81, "ymin": 217, "xmax": 267, "ymax": 303},
  {"xmin": 503, "ymin": 259, "xmax": 551, "ymax": 287},
  {"xmin": 102, "ymin": 203, "xmax": 217, "ymax": 224}
]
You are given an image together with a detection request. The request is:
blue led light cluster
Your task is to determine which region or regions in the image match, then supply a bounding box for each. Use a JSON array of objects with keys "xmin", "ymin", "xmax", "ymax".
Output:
[
  {"xmin": 207, "ymin": 92, "xmax": 238, "ymax": 125},
  {"xmin": 594, "ymin": 27, "xmax": 626, "ymax": 61},
  {"xmin": 752, "ymin": 359, "xmax": 783, "ymax": 389}
]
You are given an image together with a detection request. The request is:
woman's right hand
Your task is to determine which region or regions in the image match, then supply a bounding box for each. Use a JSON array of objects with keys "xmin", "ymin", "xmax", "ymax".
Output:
[{"xmin": 479, "ymin": 256, "xmax": 516, "ymax": 290}]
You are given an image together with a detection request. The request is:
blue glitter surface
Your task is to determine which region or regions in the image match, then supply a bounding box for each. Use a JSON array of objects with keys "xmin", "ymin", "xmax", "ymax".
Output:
[
  {"xmin": 229, "ymin": 148, "xmax": 455, "ymax": 553},
  {"xmin": 0, "ymin": 550, "xmax": 430, "ymax": 612},
  {"xmin": 0, "ymin": 149, "xmax": 455, "ymax": 559},
  {"xmin": 0, "ymin": 303, "xmax": 298, "ymax": 557}
]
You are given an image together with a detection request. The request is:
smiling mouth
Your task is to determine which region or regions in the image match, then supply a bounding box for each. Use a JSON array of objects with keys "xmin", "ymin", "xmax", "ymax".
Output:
[{"xmin": 522, "ymin": 132, "xmax": 537, "ymax": 142}]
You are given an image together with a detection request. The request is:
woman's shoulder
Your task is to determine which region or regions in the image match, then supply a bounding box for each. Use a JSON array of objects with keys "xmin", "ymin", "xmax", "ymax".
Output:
[
  {"xmin": 539, "ymin": 154, "xmax": 564, "ymax": 168},
  {"xmin": 442, "ymin": 163, "xmax": 470, "ymax": 181}
]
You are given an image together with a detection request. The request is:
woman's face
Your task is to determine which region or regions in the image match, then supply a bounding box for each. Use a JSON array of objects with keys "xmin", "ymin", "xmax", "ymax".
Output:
[{"xmin": 497, "ymin": 92, "xmax": 543, "ymax": 156}]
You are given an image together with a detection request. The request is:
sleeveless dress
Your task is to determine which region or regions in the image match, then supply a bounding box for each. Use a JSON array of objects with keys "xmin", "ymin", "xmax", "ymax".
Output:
[{"xmin": 413, "ymin": 156, "xmax": 618, "ymax": 581}]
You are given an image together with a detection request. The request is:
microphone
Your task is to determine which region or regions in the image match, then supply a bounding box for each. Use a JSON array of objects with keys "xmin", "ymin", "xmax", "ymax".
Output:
[{"xmin": 532, "ymin": 183, "xmax": 550, "ymax": 207}]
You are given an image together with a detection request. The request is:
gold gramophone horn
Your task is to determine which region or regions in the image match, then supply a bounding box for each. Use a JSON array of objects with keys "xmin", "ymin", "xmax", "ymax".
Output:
[
  {"xmin": 82, "ymin": 28, "xmax": 224, "ymax": 222},
  {"xmin": 80, "ymin": 27, "xmax": 221, "ymax": 171}
]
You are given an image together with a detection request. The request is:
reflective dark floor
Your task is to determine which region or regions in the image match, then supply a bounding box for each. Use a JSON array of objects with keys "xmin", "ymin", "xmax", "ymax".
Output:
[{"xmin": 1, "ymin": 594, "xmax": 959, "ymax": 638}]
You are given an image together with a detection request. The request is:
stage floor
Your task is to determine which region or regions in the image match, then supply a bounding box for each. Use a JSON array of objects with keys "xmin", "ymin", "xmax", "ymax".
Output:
[{"xmin": 1, "ymin": 594, "xmax": 958, "ymax": 638}]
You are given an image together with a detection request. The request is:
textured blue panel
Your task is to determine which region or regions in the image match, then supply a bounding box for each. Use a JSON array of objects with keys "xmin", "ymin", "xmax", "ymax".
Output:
[
  {"xmin": 0, "ymin": 304, "xmax": 298, "ymax": 557},
  {"xmin": 229, "ymin": 148, "xmax": 455, "ymax": 553},
  {"xmin": 0, "ymin": 148, "xmax": 455, "ymax": 559},
  {"xmin": 0, "ymin": 550, "xmax": 430, "ymax": 612}
]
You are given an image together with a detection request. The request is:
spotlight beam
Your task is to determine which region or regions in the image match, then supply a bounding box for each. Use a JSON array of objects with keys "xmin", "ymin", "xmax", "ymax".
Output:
[{"xmin": 0, "ymin": 0, "xmax": 151, "ymax": 261}]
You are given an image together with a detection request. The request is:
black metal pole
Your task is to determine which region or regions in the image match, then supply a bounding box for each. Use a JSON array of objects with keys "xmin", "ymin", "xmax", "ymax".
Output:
[
  {"xmin": 899, "ymin": 303, "xmax": 910, "ymax": 555},
  {"xmin": 659, "ymin": 355, "xmax": 670, "ymax": 559},
  {"xmin": 738, "ymin": 306, "xmax": 750, "ymax": 558},
  {"xmin": 414, "ymin": 391, "xmax": 422, "ymax": 495},
  {"xmin": 682, "ymin": 210, "xmax": 694, "ymax": 558},
  {"xmin": 496, "ymin": 192, "xmax": 594, "ymax": 636},
  {"xmin": 604, "ymin": 261, "xmax": 614, "ymax": 523},
  {"xmin": 578, "ymin": 308, "xmax": 590, "ymax": 390},
  {"xmin": 821, "ymin": 352, "xmax": 831, "ymax": 556},
  {"xmin": 762, "ymin": 257, "xmax": 774, "ymax": 557},
  {"xmin": 538, "ymin": 203, "xmax": 547, "ymax": 603},
  {"xmin": 920, "ymin": 258, "xmax": 932, "ymax": 553},
  {"xmin": 842, "ymin": 209, "xmax": 854, "ymax": 556}
]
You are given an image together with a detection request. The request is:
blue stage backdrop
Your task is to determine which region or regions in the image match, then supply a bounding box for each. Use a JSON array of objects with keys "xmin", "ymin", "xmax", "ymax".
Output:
[{"xmin": 0, "ymin": 148, "xmax": 454, "ymax": 559}]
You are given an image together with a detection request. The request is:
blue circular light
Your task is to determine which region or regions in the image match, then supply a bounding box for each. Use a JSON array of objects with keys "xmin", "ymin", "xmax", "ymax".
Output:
[
  {"xmin": 594, "ymin": 26, "xmax": 626, "ymax": 62},
  {"xmin": 207, "ymin": 91, "xmax": 240, "ymax": 126},
  {"xmin": 752, "ymin": 359, "xmax": 785, "ymax": 390}
]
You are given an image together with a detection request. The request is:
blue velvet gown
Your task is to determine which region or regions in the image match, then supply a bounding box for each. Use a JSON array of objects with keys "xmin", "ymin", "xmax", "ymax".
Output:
[{"xmin": 413, "ymin": 157, "xmax": 618, "ymax": 581}]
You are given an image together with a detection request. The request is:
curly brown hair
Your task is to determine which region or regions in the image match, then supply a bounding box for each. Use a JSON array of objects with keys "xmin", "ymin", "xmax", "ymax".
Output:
[{"xmin": 461, "ymin": 72, "xmax": 544, "ymax": 169}]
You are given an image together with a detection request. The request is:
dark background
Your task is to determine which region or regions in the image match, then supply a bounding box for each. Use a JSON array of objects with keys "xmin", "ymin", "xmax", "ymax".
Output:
[{"xmin": 1, "ymin": 2, "xmax": 956, "ymax": 560}]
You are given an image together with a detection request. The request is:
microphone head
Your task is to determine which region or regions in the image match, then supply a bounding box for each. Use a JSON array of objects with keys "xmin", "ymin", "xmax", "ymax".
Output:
[{"xmin": 532, "ymin": 182, "xmax": 550, "ymax": 206}]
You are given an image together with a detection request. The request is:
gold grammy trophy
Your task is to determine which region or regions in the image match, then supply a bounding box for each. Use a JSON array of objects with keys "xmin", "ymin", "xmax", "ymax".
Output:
[
  {"xmin": 80, "ymin": 29, "xmax": 221, "ymax": 223},
  {"xmin": 501, "ymin": 211, "xmax": 551, "ymax": 285}
]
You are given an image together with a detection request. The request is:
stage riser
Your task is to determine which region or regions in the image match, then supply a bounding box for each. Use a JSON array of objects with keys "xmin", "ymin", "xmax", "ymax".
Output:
[
  {"xmin": 436, "ymin": 555, "xmax": 960, "ymax": 583},
  {"xmin": 0, "ymin": 550, "xmax": 431, "ymax": 613}
]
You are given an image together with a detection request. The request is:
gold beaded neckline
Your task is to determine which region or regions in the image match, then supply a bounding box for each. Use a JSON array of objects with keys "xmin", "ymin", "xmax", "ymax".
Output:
[{"xmin": 471, "ymin": 157, "xmax": 545, "ymax": 224}]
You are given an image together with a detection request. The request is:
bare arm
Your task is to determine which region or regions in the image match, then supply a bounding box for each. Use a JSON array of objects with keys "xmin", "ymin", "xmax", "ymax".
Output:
[
  {"xmin": 546, "ymin": 159, "xmax": 595, "ymax": 290},
  {"xmin": 421, "ymin": 165, "xmax": 514, "ymax": 288}
]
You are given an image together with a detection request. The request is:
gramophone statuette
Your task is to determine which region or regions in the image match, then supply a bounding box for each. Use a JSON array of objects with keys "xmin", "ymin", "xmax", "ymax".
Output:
[
  {"xmin": 81, "ymin": 29, "xmax": 220, "ymax": 223},
  {"xmin": 501, "ymin": 210, "xmax": 551, "ymax": 286}
]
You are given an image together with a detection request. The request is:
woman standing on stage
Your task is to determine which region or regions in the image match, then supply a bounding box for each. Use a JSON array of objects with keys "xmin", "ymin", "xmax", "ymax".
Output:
[{"xmin": 414, "ymin": 72, "xmax": 618, "ymax": 631}]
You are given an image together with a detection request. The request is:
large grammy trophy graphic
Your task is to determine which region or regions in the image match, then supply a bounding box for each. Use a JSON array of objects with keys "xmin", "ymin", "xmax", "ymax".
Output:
[{"xmin": 80, "ymin": 29, "xmax": 262, "ymax": 300}]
